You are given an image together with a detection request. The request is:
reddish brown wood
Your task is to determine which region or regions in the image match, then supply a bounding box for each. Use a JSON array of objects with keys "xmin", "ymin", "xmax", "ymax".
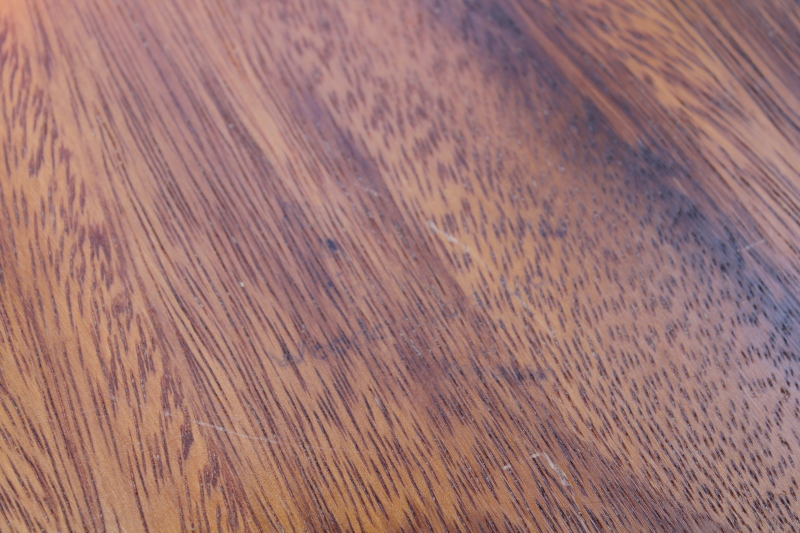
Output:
[{"xmin": 1, "ymin": 0, "xmax": 799, "ymax": 531}]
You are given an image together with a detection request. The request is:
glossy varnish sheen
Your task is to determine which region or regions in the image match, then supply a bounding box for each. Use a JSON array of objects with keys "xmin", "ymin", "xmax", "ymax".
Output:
[{"xmin": 1, "ymin": 0, "xmax": 799, "ymax": 531}]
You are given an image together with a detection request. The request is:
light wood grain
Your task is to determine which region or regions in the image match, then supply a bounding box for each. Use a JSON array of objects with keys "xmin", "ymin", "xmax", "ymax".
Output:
[{"xmin": 1, "ymin": 0, "xmax": 799, "ymax": 531}]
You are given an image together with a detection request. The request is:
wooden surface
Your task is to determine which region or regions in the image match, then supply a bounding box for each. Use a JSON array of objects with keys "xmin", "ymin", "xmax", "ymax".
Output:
[{"xmin": 1, "ymin": 0, "xmax": 800, "ymax": 531}]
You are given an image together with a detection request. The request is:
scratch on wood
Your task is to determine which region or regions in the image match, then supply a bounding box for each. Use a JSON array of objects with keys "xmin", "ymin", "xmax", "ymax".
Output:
[
  {"xmin": 426, "ymin": 219, "xmax": 551, "ymax": 331},
  {"xmin": 426, "ymin": 220, "xmax": 472, "ymax": 254},
  {"xmin": 162, "ymin": 411, "xmax": 348, "ymax": 454},
  {"xmin": 530, "ymin": 452, "xmax": 569, "ymax": 487},
  {"xmin": 530, "ymin": 452, "xmax": 589, "ymax": 530},
  {"xmin": 742, "ymin": 238, "xmax": 766, "ymax": 252}
]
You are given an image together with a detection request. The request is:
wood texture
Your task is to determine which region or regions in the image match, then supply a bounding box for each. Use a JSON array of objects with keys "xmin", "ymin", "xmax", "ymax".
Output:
[{"xmin": 1, "ymin": 0, "xmax": 800, "ymax": 531}]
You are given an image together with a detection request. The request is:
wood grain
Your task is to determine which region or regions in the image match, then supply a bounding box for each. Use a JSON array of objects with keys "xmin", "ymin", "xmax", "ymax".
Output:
[{"xmin": 1, "ymin": 0, "xmax": 799, "ymax": 531}]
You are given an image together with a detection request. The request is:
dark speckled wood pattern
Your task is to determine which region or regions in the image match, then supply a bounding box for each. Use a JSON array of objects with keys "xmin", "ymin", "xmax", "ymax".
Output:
[{"xmin": 1, "ymin": 0, "xmax": 799, "ymax": 531}]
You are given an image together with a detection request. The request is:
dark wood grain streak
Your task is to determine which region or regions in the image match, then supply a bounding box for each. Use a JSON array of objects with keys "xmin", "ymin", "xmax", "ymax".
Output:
[{"xmin": 1, "ymin": 0, "xmax": 799, "ymax": 531}]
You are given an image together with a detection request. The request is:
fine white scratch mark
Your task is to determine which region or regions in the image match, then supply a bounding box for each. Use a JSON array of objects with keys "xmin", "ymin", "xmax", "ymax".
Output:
[
  {"xmin": 530, "ymin": 452, "xmax": 589, "ymax": 530},
  {"xmin": 162, "ymin": 411, "xmax": 347, "ymax": 454},
  {"xmin": 530, "ymin": 452, "xmax": 570, "ymax": 487},
  {"xmin": 742, "ymin": 238, "xmax": 766, "ymax": 252},
  {"xmin": 426, "ymin": 220, "xmax": 471, "ymax": 254},
  {"xmin": 427, "ymin": 219, "xmax": 554, "ymax": 334}
]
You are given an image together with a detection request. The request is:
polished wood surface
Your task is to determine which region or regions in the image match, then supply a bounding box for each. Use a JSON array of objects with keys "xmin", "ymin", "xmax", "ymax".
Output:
[{"xmin": 1, "ymin": 0, "xmax": 799, "ymax": 531}]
